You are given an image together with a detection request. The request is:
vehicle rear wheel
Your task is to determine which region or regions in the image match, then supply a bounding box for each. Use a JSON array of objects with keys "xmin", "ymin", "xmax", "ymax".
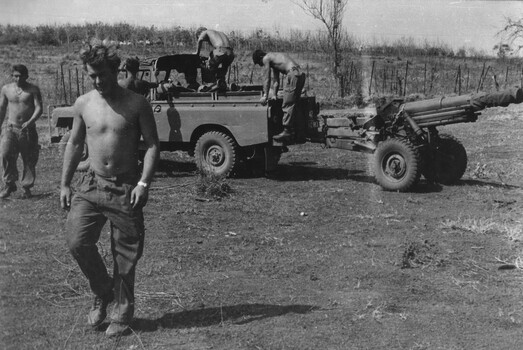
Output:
[
  {"xmin": 422, "ymin": 134, "xmax": 467, "ymax": 185},
  {"xmin": 194, "ymin": 131, "xmax": 238, "ymax": 177},
  {"xmin": 59, "ymin": 131, "xmax": 90, "ymax": 172},
  {"xmin": 374, "ymin": 138, "xmax": 421, "ymax": 192}
]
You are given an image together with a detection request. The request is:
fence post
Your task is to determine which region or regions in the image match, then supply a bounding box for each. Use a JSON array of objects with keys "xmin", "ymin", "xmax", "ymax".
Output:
[
  {"xmin": 348, "ymin": 61, "xmax": 353, "ymax": 95},
  {"xmin": 479, "ymin": 66, "xmax": 491, "ymax": 91},
  {"xmin": 68, "ymin": 68, "xmax": 72, "ymax": 104},
  {"xmin": 340, "ymin": 74, "xmax": 345, "ymax": 98},
  {"xmin": 382, "ymin": 67, "xmax": 386, "ymax": 94},
  {"xmin": 454, "ymin": 65, "xmax": 461, "ymax": 95},
  {"xmin": 466, "ymin": 68, "xmax": 469, "ymax": 92},
  {"xmin": 429, "ymin": 67, "xmax": 435, "ymax": 93},
  {"xmin": 368, "ymin": 60, "xmax": 375, "ymax": 96},
  {"xmin": 403, "ymin": 61, "xmax": 409, "ymax": 97},
  {"xmin": 477, "ymin": 61, "xmax": 486, "ymax": 93},
  {"xmin": 75, "ymin": 67, "xmax": 80, "ymax": 98},
  {"xmin": 60, "ymin": 64, "xmax": 67, "ymax": 105},
  {"xmin": 307, "ymin": 63, "xmax": 310, "ymax": 91},
  {"xmin": 55, "ymin": 68, "xmax": 60, "ymax": 106},
  {"xmin": 423, "ymin": 62, "xmax": 427, "ymax": 96},
  {"xmin": 390, "ymin": 68, "xmax": 394, "ymax": 94}
]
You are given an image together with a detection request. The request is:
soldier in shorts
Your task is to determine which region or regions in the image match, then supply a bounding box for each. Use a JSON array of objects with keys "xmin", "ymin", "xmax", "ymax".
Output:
[
  {"xmin": 0, "ymin": 64, "xmax": 43, "ymax": 199},
  {"xmin": 195, "ymin": 27, "xmax": 235, "ymax": 92},
  {"xmin": 60, "ymin": 41, "xmax": 159, "ymax": 337}
]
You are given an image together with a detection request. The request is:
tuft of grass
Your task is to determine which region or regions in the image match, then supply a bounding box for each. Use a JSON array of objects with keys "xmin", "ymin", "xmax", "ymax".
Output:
[
  {"xmin": 440, "ymin": 217, "xmax": 499, "ymax": 235},
  {"xmin": 441, "ymin": 217, "xmax": 523, "ymax": 242},
  {"xmin": 195, "ymin": 172, "xmax": 233, "ymax": 200}
]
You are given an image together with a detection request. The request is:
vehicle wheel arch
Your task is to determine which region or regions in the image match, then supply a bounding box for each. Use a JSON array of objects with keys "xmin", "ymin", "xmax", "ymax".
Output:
[{"xmin": 190, "ymin": 124, "xmax": 238, "ymax": 146}]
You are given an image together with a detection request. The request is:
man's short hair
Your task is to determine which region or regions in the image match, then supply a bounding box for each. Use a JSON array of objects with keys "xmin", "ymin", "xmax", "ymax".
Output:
[
  {"xmin": 196, "ymin": 27, "xmax": 207, "ymax": 39},
  {"xmin": 125, "ymin": 57, "xmax": 140, "ymax": 73},
  {"xmin": 12, "ymin": 64, "xmax": 28, "ymax": 77},
  {"xmin": 80, "ymin": 39, "xmax": 121, "ymax": 72},
  {"xmin": 252, "ymin": 49, "xmax": 266, "ymax": 65}
]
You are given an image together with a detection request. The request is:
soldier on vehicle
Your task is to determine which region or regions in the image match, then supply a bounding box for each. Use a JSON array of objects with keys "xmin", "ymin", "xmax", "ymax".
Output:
[
  {"xmin": 252, "ymin": 50, "xmax": 306, "ymax": 142},
  {"xmin": 60, "ymin": 41, "xmax": 159, "ymax": 337},
  {"xmin": 195, "ymin": 27, "xmax": 235, "ymax": 92},
  {"xmin": 0, "ymin": 64, "xmax": 43, "ymax": 199},
  {"xmin": 118, "ymin": 57, "xmax": 158, "ymax": 98}
]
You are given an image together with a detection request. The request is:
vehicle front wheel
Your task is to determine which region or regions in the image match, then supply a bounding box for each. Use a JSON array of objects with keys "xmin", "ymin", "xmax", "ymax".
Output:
[
  {"xmin": 194, "ymin": 131, "xmax": 239, "ymax": 177},
  {"xmin": 59, "ymin": 131, "xmax": 90, "ymax": 172},
  {"xmin": 374, "ymin": 138, "xmax": 421, "ymax": 192}
]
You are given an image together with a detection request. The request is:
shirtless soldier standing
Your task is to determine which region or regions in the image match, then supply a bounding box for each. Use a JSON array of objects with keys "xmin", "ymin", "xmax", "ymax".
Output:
[
  {"xmin": 252, "ymin": 50, "xmax": 306, "ymax": 142},
  {"xmin": 60, "ymin": 42, "xmax": 159, "ymax": 337},
  {"xmin": 195, "ymin": 27, "xmax": 235, "ymax": 91},
  {"xmin": 0, "ymin": 64, "xmax": 43, "ymax": 198}
]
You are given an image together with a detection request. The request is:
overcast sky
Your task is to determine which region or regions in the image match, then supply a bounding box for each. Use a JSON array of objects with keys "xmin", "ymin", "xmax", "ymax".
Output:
[{"xmin": 1, "ymin": 0, "xmax": 521, "ymax": 53}]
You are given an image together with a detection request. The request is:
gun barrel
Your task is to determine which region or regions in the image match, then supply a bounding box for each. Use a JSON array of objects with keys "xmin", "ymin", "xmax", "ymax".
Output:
[
  {"xmin": 411, "ymin": 108, "xmax": 469, "ymax": 122},
  {"xmin": 404, "ymin": 95, "xmax": 471, "ymax": 115},
  {"xmin": 403, "ymin": 87, "xmax": 523, "ymax": 116}
]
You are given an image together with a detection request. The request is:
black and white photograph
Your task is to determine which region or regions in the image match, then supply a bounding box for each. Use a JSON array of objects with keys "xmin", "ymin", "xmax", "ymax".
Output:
[{"xmin": 1, "ymin": 0, "xmax": 523, "ymax": 348}]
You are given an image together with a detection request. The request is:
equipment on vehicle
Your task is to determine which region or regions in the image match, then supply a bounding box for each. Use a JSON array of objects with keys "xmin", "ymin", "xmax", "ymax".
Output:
[{"xmin": 50, "ymin": 54, "xmax": 523, "ymax": 192}]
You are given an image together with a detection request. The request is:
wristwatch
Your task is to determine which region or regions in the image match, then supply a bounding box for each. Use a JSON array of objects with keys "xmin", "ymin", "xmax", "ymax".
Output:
[{"xmin": 137, "ymin": 181, "xmax": 149, "ymax": 188}]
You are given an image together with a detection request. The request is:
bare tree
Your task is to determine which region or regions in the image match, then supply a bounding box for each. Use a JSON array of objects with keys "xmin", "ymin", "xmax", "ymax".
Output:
[
  {"xmin": 498, "ymin": 17, "xmax": 523, "ymax": 53},
  {"xmin": 293, "ymin": 0, "xmax": 348, "ymax": 95}
]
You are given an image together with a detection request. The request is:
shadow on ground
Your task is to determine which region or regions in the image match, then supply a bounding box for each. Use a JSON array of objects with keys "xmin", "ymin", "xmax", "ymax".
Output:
[
  {"xmin": 156, "ymin": 159, "xmax": 197, "ymax": 178},
  {"xmin": 460, "ymin": 179, "xmax": 521, "ymax": 189},
  {"xmin": 270, "ymin": 163, "xmax": 367, "ymax": 181},
  {"xmin": 132, "ymin": 303, "xmax": 319, "ymax": 331}
]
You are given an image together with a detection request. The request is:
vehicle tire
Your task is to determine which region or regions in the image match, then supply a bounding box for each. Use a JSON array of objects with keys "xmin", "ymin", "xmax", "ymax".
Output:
[
  {"xmin": 422, "ymin": 134, "xmax": 467, "ymax": 185},
  {"xmin": 59, "ymin": 131, "xmax": 90, "ymax": 172},
  {"xmin": 374, "ymin": 138, "xmax": 421, "ymax": 192},
  {"xmin": 194, "ymin": 131, "xmax": 239, "ymax": 177}
]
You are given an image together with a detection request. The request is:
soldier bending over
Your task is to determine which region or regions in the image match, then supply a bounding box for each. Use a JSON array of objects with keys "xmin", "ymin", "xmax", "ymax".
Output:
[{"xmin": 252, "ymin": 50, "xmax": 306, "ymax": 142}]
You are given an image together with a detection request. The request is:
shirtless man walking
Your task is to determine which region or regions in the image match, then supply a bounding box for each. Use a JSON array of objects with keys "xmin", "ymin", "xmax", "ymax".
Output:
[
  {"xmin": 60, "ymin": 42, "xmax": 159, "ymax": 337},
  {"xmin": 195, "ymin": 28, "xmax": 235, "ymax": 91},
  {"xmin": 252, "ymin": 50, "xmax": 306, "ymax": 142},
  {"xmin": 0, "ymin": 64, "xmax": 43, "ymax": 198}
]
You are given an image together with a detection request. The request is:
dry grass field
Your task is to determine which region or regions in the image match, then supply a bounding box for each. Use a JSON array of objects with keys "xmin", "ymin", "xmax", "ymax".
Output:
[{"xmin": 1, "ymin": 45, "xmax": 523, "ymax": 349}]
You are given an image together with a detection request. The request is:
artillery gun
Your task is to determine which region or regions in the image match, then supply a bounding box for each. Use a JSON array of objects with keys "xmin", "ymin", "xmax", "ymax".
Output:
[{"xmin": 321, "ymin": 88, "xmax": 523, "ymax": 191}]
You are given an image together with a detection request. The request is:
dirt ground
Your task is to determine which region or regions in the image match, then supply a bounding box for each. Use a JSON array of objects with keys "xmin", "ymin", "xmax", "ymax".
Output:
[{"xmin": 1, "ymin": 103, "xmax": 523, "ymax": 350}]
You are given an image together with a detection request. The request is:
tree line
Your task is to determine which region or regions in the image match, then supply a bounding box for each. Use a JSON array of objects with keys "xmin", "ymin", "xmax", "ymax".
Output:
[{"xmin": 0, "ymin": 23, "xmax": 493, "ymax": 59}]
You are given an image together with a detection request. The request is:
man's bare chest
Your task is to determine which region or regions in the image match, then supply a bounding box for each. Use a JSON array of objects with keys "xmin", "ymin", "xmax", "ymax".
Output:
[
  {"xmin": 84, "ymin": 106, "xmax": 139, "ymax": 135},
  {"xmin": 7, "ymin": 90, "xmax": 33, "ymax": 105}
]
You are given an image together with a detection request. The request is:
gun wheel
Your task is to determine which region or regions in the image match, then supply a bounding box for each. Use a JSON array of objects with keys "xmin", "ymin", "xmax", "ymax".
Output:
[
  {"xmin": 422, "ymin": 134, "xmax": 467, "ymax": 185},
  {"xmin": 195, "ymin": 131, "xmax": 238, "ymax": 177},
  {"xmin": 59, "ymin": 131, "xmax": 90, "ymax": 172},
  {"xmin": 374, "ymin": 138, "xmax": 421, "ymax": 192}
]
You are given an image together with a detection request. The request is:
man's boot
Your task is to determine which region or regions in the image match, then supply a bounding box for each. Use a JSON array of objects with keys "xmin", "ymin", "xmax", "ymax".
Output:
[
  {"xmin": 87, "ymin": 293, "xmax": 114, "ymax": 328},
  {"xmin": 0, "ymin": 184, "xmax": 16, "ymax": 199},
  {"xmin": 273, "ymin": 128, "xmax": 294, "ymax": 142}
]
